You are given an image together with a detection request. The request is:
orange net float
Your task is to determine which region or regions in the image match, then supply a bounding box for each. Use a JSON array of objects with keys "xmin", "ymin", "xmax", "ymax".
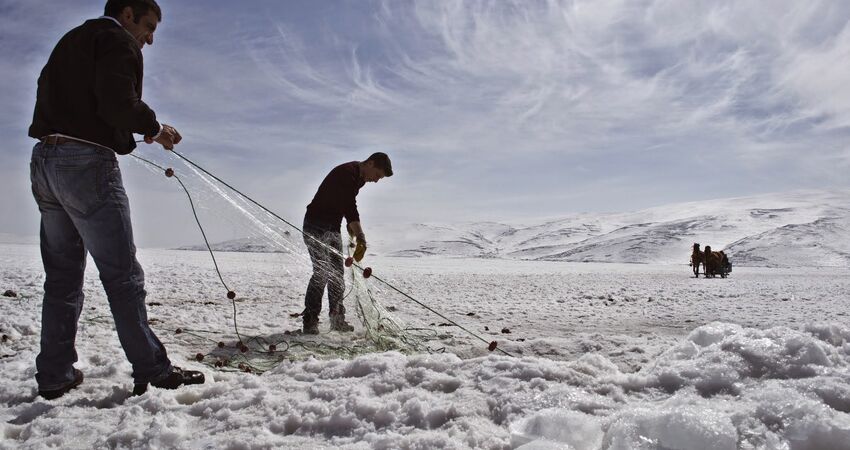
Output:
[
  {"xmin": 227, "ymin": 291, "xmax": 236, "ymax": 300},
  {"xmin": 363, "ymin": 267, "xmax": 372, "ymax": 278},
  {"xmin": 345, "ymin": 257, "xmax": 354, "ymax": 267},
  {"xmin": 164, "ymin": 168, "xmax": 174, "ymax": 177},
  {"xmin": 488, "ymin": 341, "xmax": 498, "ymax": 352}
]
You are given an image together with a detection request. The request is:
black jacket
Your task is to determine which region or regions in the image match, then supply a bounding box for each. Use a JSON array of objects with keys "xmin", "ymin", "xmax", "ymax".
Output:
[
  {"xmin": 28, "ymin": 18, "xmax": 160, "ymax": 154},
  {"xmin": 304, "ymin": 162, "xmax": 365, "ymax": 230}
]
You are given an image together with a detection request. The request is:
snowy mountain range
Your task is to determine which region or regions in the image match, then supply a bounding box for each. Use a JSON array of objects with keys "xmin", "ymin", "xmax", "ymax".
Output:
[
  {"xmin": 181, "ymin": 190, "xmax": 850, "ymax": 268},
  {"xmin": 372, "ymin": 190, "xmax": 850, "ymax": 268},
  {"xmin": 177, "ymin": 236, "xmax": 290, "ymax": 253}
]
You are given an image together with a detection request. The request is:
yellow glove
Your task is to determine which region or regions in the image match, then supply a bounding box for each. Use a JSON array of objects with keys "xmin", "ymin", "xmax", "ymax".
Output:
[
  {"xmin": 354, "ymin": 239, "xmax": 367, "ymax": 262},
  {"xmin": 347, "ymin": 221, "xmax": 367, "ymax": 261}
]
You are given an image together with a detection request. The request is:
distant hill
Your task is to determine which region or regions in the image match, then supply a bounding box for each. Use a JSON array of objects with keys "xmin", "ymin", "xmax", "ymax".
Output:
[
  {"xmin": 176, "ymin": 236, "xmax": 290, "ymax": 253},
  {"xmin": 177, "ymin": 190, "xmax": 850, "ymax": 267},
  {"xmin": 0, "ymin": 233, "xmax": 39, "ymax": 245},
  {"xmin": 372, "ymin": 190, "xmax": 850, "ymax": 268}
]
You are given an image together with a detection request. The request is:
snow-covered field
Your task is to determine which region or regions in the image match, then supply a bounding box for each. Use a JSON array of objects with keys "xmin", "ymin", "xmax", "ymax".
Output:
[{"xmin": 2, "ymin": 243, "xmax": 850, "ymax": 449}]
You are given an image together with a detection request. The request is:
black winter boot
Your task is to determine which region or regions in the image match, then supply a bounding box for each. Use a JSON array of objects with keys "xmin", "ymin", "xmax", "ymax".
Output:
[
  {"xmin": 38, "ymin": 369, "xmax": 84, "ymax": 400},
  {"xmin": 302, "ymin": 317, "xmax": 320, "ymax": 335},
  {"xmin": 133, "ymin": 366, "xmax": 205, "ymax": 396}
]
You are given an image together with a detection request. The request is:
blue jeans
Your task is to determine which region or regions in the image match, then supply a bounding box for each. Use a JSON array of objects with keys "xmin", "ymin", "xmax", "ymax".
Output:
[
  {"xmin": 302, "ymin": 221, "xmax": 345, "ymax": 324},
  {"xmin": 30, "ymin": 141, "xmax": 172, "ymax": 389}
]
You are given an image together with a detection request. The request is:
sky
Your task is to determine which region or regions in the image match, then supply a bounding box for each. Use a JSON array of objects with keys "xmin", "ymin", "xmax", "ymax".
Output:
[{"xmin": 1, "ymin": 0, "xmax": 849, "ymax": 248}]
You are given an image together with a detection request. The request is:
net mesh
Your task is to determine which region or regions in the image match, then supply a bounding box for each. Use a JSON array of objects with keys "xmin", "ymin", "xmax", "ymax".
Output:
[{"xmin": 128, "ymin": 150, "xmax": 444, "ymax": 372}]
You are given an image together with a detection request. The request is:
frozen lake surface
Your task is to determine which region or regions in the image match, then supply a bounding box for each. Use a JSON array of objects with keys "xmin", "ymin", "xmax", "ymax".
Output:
[{"xmin": 2, "ymin": 244, "xmax": 849, "ymax": 449}]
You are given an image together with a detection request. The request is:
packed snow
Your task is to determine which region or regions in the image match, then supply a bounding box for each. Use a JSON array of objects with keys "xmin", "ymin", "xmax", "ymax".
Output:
[{"xmin": 2, "ymin": 241, "xmax": 850, "ymax": 449}]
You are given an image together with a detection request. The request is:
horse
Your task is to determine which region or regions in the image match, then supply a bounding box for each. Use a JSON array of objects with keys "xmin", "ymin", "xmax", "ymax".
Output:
[
  {"xmin": 690, "ymin": 243, "xmax": 704, "ymax": 277},
  {"xmin": 703, "ymin": 246, "xmax": 730, "ymax": 278}
]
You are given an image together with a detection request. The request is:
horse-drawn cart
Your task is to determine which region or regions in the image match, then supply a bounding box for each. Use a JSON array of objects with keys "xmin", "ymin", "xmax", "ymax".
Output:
[{"xmin": 691, "ymin": 243, "xmax": 732, "ymax": 278}]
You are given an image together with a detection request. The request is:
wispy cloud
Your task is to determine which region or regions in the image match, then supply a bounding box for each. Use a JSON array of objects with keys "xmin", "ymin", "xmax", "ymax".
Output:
[{"xmin": 1, "ymin": 0, "xmax": 848, "ymax": 246}]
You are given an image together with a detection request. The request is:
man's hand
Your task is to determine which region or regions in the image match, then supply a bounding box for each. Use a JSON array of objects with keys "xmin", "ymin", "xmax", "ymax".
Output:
[
  {"xmin": 354, "ymin": 239, "xmax": 367, "ymax": 262},
  {"xmin": 347, "ymin": 221, "xmax": 367, "ymax": 261},
  {"xmin": 144, "ymin": 123, "xmax": 182, "ymax": 150}
]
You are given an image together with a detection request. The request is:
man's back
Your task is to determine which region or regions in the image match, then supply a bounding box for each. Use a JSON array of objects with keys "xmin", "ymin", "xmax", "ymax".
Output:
[
  {"xmin": 305, "ymin": 161, "xmax": 365, "ymax": 230},
  {"xmin": 28, "ymin": 18, "xmax": 159, "ymax": 154}
]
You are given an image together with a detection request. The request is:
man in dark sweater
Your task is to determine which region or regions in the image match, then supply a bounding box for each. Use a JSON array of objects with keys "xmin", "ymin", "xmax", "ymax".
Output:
[
  {"xmin": 27, "ymin": 0, "xmax": 203, "ymax": 400},
  {"xmin": 302, "ymin": 152, "xmax": 393, "ymax": 334}
]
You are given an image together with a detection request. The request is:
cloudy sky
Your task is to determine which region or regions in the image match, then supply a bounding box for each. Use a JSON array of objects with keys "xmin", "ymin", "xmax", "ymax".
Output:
[{"xmin": 1, "ymin": 0, "xmax": 849, "ymax": 247}]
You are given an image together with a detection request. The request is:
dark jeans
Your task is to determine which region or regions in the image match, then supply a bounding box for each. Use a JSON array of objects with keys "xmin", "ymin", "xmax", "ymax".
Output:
[
  {"xmin": 30, "ymin": 141, "xmax": 171, "ymax": 389},
  {"xmin": 302, "ymin": 221, "xmax": 345, "ymax": 324}
]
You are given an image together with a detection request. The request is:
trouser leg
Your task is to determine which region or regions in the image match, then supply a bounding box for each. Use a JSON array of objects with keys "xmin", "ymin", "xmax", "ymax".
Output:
[
  {"xmin": 324, "ymin": 233, "xmax": 345, "ymax": 316},
  {"xmin": 69, "ymin": 161, "xmax": 171, "ymax": 384},
  {"xmin": 303, "ymin": 227, "xmax": 331, "ymax": 324},
  {"xmin": 33, "ymin": 195, "xmax": 87, "ymax": 390}
]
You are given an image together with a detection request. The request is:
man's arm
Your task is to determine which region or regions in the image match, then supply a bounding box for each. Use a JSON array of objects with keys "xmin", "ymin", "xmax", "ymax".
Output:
[
  {"xmin": 340, "ymin": 173, "xmax": 367, "ymax": 261},
  {"xmin": 347, "ymin": 221, "xmax": 366, "ymax": 242},
  {"xmin": 93, "ymin": 35, "xmax": 160, "ymax": 137},
  {"xmin": 341, "ymin": 174, "xmax": 361, "ymax": 231}
]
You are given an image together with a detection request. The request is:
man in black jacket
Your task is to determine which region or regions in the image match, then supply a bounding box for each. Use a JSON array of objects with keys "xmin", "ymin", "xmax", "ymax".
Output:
[
  {"xmin": 28, "ymin": 0, "xmax": 203, "ymax": 399},
  {"xmin": 301, "ymin": 152, "xmax": 393, "ymax": 334}
]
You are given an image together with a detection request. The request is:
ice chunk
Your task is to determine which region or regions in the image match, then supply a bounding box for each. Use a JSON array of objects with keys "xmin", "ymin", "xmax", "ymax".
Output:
[
  {"xmin": 605, "ymin": 402, "xmax": 737, "ymax": 450},
  {"xmin": 510, "ymin": 409, "xmax": 603, "ymax": 450}
]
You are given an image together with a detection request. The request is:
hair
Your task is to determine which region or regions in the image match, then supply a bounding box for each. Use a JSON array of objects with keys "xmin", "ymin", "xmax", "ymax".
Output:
[
  {"xmin": 365, "ymin": 152, "xmax": 393, "ymax": 177},
  {"xmin": 104, "ymin": 0, "xmax": 162, "ymax": 23}
]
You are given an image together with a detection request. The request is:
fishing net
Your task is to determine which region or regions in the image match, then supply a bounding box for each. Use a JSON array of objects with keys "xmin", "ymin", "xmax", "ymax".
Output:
[{"xmin": 126, "ymin": 149, "xmax": 447, "ymax": 372}]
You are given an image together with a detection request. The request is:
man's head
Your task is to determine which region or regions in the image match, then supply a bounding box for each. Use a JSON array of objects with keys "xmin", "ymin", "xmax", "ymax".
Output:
[
  {"xmin": 361, "ymin": 152, "xmax": 393, "ymax": 183},
  {"xmin": 104, "ymin": 0, "xmax": 162, "ymax": 49}
]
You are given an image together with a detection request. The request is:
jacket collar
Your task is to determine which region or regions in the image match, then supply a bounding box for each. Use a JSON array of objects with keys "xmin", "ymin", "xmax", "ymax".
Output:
[{"xmin": 98, "ymin": 16, "xmax": 123, "ymax": 27}]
